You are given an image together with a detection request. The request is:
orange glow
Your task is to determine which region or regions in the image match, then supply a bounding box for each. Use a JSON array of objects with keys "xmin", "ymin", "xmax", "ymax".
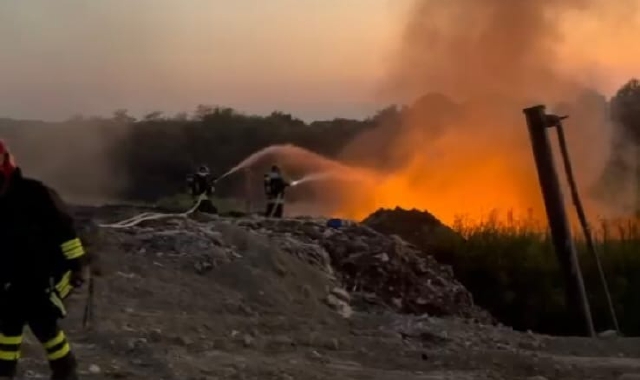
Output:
[
  {"xmin": 313, "ymin": 0, "xmax": 637, "ymax": 225},
  {"xmin": 325, "ymin": 110, "xmax": 549, "ymax": 225},
  {"xmin": 337, "ymin": 157, "xmax": 545, "ymax": 225}
]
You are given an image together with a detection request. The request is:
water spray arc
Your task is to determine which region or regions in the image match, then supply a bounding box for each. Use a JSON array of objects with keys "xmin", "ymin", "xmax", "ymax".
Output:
[
  {"xmin": 290, "ymin": 172, "xmax": 341, "ymax": 187},
  {"xmin": 215, "ymin": 144, "xmax": 303, "ymax": 182},
  {"xmin": 98, "ymin": 146, "xmax": 343, "ymax": 228}
]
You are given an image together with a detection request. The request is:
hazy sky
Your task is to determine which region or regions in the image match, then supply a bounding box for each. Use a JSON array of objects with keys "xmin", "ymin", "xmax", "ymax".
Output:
[
  {"xmin": 1, "ymin": 1, "xmax": 639, "ymax": 122},
  {"xmin": 0, "ymin": 0, "xmax": 408, "ymax": 122}
]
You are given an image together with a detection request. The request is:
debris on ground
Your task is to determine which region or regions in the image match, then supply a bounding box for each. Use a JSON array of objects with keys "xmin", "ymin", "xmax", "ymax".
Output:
[
  {"xmin": 235, "ymin": 216, "xmax": 491, "ymax": 322},
  {"xmin": 14, "ymin": 205, "xmax": 638, "ymax": 380}
]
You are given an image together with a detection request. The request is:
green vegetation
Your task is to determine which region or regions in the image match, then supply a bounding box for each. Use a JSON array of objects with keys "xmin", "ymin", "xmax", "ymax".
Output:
[{"xmin": 448, "ymin": 215, "xmax": 640, "ymax": 336}]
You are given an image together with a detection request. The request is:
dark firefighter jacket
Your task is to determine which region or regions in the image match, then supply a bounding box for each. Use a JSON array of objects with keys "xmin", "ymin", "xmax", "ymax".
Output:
[
  {"xmin": 187, "ymin": 173, "xmax": 214, "ymax": 196},
  {"xmin": 264, "ymin": 172, "xmax": 290, "ymax": 200},
  {"xmin": 0, "ymin": 168, "xmax": 86, "ymax": 299}
]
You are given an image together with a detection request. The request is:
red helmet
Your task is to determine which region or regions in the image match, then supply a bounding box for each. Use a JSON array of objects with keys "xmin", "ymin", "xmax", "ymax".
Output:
[{"xmin": 0, "ymin": 139, "xmax": 16, "ymax": 179}]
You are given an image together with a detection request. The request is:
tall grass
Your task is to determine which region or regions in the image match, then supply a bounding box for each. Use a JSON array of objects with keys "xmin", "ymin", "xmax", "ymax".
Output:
[{"xmin": 448, "ymin": 212, "xmax": 640, "ymax": 336}]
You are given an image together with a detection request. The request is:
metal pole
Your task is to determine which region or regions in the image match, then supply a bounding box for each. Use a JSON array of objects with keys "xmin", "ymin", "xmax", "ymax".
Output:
[
  {"xmin": 554, "ymin": 121, "xmax": 620, "ymax": 335},
  {"xmin": 522, "ymin": 105, "xmax": 595, "ymax": 337}
]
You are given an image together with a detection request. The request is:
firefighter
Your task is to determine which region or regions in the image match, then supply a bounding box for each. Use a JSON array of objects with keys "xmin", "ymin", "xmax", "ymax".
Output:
[
  {"xmin": 186, "ymin": 164, "xmax": 217, "ymax": 214},
  {"xmin": 264, "ymin": 165, "xmax": 291, "ymax": 218},
  {"xmin": 0, "ymin": 140, "xmax": 87, "ymax": 380}
]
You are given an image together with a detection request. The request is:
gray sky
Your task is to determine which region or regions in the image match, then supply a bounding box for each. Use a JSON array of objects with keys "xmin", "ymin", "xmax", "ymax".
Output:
[
  {"xmin": 0, "ymin": 0, "xmax": 404, "ymax": 121},
  {"xmin": 1, "ymin": 0, "xmax": 639, "ymax": 122}
]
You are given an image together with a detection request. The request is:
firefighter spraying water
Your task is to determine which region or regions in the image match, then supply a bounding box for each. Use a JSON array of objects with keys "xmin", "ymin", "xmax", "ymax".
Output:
[
  {"xmin": 261, "ymin": 167, "xmax": 362, "ymax": 218},
  {"xmin": 208, "ymin": 145, "xmax": 379, "ymax": 218},
  {"xmin": 186, "ymin": 164, "xmax": 218, "ymax": 214},
  {"xmin": 263, "ymin": 165, "xmax": 292, "ymax": 218},
  {"xmin": 100, "ymin": 144, "xmax": 374, "ymax": 227}
]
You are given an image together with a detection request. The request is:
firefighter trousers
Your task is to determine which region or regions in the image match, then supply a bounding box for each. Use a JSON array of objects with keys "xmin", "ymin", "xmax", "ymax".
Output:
[
  {"xmin": 0, "ymin": 291, "xmax": 77, "ymax": 379},
  {"xmin": 265, "ymin": 199, "xmax": 284, "ymax": 218},
  {"xmin": 192, "ymin": 194, "xmax": 217, "ymax": 214}
]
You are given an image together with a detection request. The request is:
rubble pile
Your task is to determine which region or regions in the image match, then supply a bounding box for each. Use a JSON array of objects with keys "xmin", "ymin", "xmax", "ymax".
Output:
[
  {"xmin": 234, "ymin": 216, "xmax": 490, "ymax": 322},
  {"xmin": 83, "ymin": 207, "xmax": 490, "ymax": 322}
]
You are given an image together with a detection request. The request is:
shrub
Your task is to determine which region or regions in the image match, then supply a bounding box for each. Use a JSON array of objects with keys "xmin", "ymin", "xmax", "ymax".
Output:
[{"xmin": 449, "ymin": 213, "xmax": 640, "ymax": 336}]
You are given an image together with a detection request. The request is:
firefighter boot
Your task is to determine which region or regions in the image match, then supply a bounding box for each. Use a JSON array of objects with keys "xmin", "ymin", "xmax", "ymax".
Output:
[
  {"xmin": 50, "ymin": 351, "xmax": 79, "ymax": 380},
  {"xmin": 50, "ymin": 368, "xmax": 79, "ymax": 380}
]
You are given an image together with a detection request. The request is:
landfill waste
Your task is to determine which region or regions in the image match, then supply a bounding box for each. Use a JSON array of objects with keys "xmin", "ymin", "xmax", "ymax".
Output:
[
  {"xmin": 240, "ymin": 217, "xmax": 491, "ymax": 320},
  {"xmin": 88, "ymin": 206, "xmax": 489, "ymax": 321}
]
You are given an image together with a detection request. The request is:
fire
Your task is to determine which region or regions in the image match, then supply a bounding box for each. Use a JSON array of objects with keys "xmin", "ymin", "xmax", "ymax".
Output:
[
  {"xmin": 327, "ymin": 95, "xmax": 555, "ymax": 226},
  {"xmin": 319, "ymin": 0, "xmax": 632, "ymax": 225},
  {"xmin": 331, "ymin": 117, "xmax": 548, "ymax": 225}
]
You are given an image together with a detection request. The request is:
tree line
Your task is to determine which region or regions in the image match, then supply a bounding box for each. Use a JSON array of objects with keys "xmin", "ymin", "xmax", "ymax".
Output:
[{"xmin": 0, "ymin": 79, "xmax": 639, "ymax": 209}]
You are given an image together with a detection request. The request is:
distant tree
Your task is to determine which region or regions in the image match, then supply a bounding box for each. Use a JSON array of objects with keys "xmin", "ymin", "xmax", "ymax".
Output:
[
  {"xmin": 143, "ymin": 111, "xmax": 164, "ymax": 121},
  {"xmin": 608, "ymin": 79, "xmax": 640, "ymax": 214},
  {"xmin": 267, "ymin": 111, "xmax": 305, "ymax": 128},
  {"xmin": 66, "ymin": 114, "xmax": 85, "ymax": 123},
  {"xmin": 611, "ymin": 79, "xmax": 640, "ymax": 140},
  {"xmin": 194, "ymin": 105, "xmax": 215, "ymax": 121},
  {"xmin": 173, "ymin": 112, "xmax": 189, "ymax": 121},
  {"xmin": 112, "ymin": 109, "xmax": 136, "ymax": 124},
  {"xmin": 0, "ymin": 104, "xmax": 372, "ymax": 200}
]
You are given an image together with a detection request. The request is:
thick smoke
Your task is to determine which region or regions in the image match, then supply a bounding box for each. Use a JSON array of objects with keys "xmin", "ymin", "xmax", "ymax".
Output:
[
  {"xmin": 1, "ymin": 120, "xmax": 129, "ymax": 205},
  {"xmin": 332, "ymin": 0, "xmax": 640, "ymax": 223}
]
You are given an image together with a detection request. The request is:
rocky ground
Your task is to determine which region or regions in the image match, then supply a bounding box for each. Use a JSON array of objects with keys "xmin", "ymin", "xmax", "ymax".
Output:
[{"xmin": 13, "ymin": 206, "xmax": 640, "ymax": 379}]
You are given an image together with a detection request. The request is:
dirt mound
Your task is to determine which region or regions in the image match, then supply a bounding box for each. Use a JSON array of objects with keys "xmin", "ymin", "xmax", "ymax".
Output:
[
  {"xmin": 363, "ymin": 207, "xmax": 465, "ymax": 265},
  {"xmin": 226, "ymin": 216, "xmax": 489, "ymax": 321},
  {"xmin": 84, "ymin": 209, "xmax": 489, "ymax": 322}
]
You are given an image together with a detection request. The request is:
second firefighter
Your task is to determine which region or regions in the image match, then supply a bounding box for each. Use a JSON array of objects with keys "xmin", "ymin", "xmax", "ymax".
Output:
[{"xmin": 263, "ymin": 165, "xmax": 291, "ymax": 218}]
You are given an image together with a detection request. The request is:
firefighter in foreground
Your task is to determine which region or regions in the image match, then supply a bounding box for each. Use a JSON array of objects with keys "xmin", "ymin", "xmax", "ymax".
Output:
[
  {"xmin": 0, "ymin": 140, "xmax": 87, "ymax": 380},
  {"xmin": 186, "ymin": 164, "xmax": 217, "ymax": 213},
  {"xmin": 263, "ymin": 165, "xmax": 291, "ymax": 218}
]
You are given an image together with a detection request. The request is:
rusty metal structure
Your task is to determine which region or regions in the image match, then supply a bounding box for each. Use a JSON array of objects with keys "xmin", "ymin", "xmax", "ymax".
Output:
[{"xmin": 522, "ymin": 105, "xmax": 596, "ymax": 337}]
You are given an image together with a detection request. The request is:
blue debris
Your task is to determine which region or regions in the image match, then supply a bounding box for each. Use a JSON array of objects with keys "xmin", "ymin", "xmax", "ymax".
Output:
[{"xmin": 326, "ymin": 218, "xmax": 343, "ymax": 229}]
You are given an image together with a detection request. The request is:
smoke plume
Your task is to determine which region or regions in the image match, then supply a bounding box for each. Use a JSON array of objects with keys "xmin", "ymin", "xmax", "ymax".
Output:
[
  {"xmin": 330, "ymin": 0, "xmax": 640, "ymax": 224},
  {"xmin": 1, "ymin": 120, "xmax": 129, "ymax": 205}
]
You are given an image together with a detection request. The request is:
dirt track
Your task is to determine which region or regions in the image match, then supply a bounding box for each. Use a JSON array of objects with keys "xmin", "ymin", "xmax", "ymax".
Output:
[{"xmin": 13, "ymin": 208, "xmax": 640, "ymax": 379}]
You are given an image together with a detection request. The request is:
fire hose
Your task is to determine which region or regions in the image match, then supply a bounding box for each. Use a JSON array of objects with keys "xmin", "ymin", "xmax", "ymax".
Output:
[
  {"xmin": 86, "ymin": 173, "xmax": 317, "ymax": 328},
  {"xmin": 82, "ymin": 194, "xmax": 208, "ymax": 329},
  {"xmin": 97, "ymin": 193, "xmax": 208, "ymax": 229}
]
